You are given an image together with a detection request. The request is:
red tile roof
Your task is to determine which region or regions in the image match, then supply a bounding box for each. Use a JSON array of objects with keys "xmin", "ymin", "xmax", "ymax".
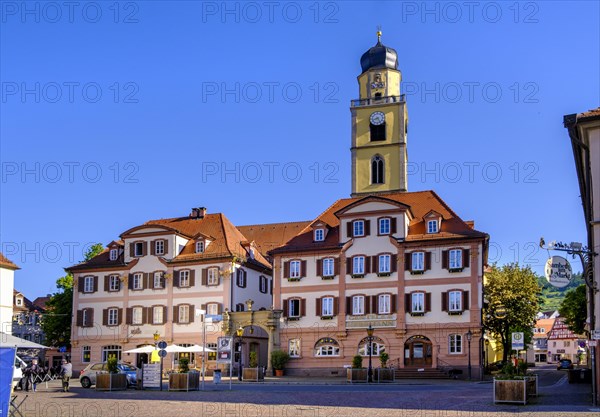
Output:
[
  {"xmin": 237, "ymin": 221, "xmax": 312, "ymax": 254},
  {"xmin": 578, "ymin": 107, "xmax": 600, "ymax": 120},
  {"xmin": 0, "ymin": 252, "xmax": 19, "ymax": 270}
]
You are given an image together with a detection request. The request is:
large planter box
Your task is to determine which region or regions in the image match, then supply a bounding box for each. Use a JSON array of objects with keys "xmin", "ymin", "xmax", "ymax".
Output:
[
  {"xmin": 168, "ymin": 372, "xmax": 200, "ymax": 391},
  {"xmin": 346, "ymin": 368, "xmax": 368, "ymax": 383},
  {"xmin": 493, "ymin": 376, "xmax": 537, "ymax": 404},
  {"xmin": 568, "ymin": 369, "xmax": 592, "ymax": 384},
  {"xmin": 242, "ymin": 368, "xmax": 264, "ymax": 382},
  {"xmin": 96, "ymin": 373, "xmax": 128, "ymax": 391},
  {"xmin": 376, "ymin": 368, "xmax": 395, "ymax": 383}
]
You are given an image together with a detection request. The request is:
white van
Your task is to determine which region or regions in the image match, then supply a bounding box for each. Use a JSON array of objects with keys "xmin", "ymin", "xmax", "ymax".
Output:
[{"xmin": 13, "ymin": 355, "xmax": 27, "ymax": 387}]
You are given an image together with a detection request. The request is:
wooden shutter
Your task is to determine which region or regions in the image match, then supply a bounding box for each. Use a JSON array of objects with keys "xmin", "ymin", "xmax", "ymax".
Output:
[
  {"xmin": 102, "ymin": 309, "xmax": 108, "ymax": 326},
  {"xmin": 441, "ymin": 292, "xmax": 448, "ymax": 312},
  {"xmin": 202, "ymin": 269, "xmax": 208, "ymax": 286},
  {"xmin": 129, "ymin": 242, "xmax": 135, "ymax": 257},
  {"xmin": 283, "ymin": 261, "xmax": 290, "ymax": 278},
  {"xmin": 78, "ymin": 276, "xmax": 84, "ymax": 293},
  {"xmin": 463, "ymin": 291, "xmax": 470, "ymax": 311},
  {"xmin": 365, "ymin": 256, "xmax": 371, "ymax": 274},
  {"xmin": 334, "ymin": 258, "xmax": 340, "ymax": 275},
  {"xmin": 150, "ymin": 240, "xmax": 156, "ymax": 255},
  {"xmin": 372, "ymin": 295, "xmax": 379, "ymax": 314},
  {"xmin": 283, "ymin": 299, "xmax": 289, "ymax": 317},
  {"xmin": 315, "ymin": 298, "xmax": 322, "ymax": 317},
  {"xmin": 128, "ymin": 274, "xmax": 134, "ymax": 290},
  {"xmin": 346, "ymin": 259, "xmax": 352, "ymax": 274},
  {"xmin": 365, "ymin": 296, "xmax": 371, "ymax": 314},
  {"xmin": 346, "ymin": 297, "xmax": 353, "ymax": 315},
  {"xmin": 425, "ymin": 293, "xmax": 431, "ymax": 312},
  {"xmin": 391, "ymin": 254, "xmax": 398, "ymax": 272},
  {"xmin": 346, "ymin": 222, "xmax": 353, "ymax": 238},
  {"xmin": 143, "ymin": 273, "xmax": 149, "ymax": 290},
  {"xmin": 442, "ymin": 250, "xmax": 449, "ymax": 269},
  {"xmin": 161, "ymin": 306, "xmax": 167, "ymax": 324},
  {"xmin": 142, "ymin": 241, "xmax": 148, "ymax": 256},
  {"xmin": 404, "ymin": 253, "xmax": 412, "ymax": 271},
  {"xmin": 316, "ymin": 259, "xmax": 323, "ymax": 276},
  {"xmin": 189, "ymin": 304, "xmax": 196, "ymax": 323},
  {"xmin": 405, "ymin": 294, "xmax": 412, "ymax": 313},
  {"xmin": 217, "ymin": 303, "xmax": 223, "ymax": 314},
  {"xmin": 103, "ymin": 276, "xmax": 109, "ymax": 292},
  {"xmin": 93, "ymin": 276, "xmax": 98, "ymax": 292},
  {"xmin": 76, "ymin": 310, "xmax": 83, "ymax": 327},
  {"xmin": 463, "ymin": 249, "xmax": 470, "ymax": 267},
  {"xmin": 88, "ymin": 309, "xmax": 95, "ymax": 327},
  {"xmin": 241, "ymin": 270, "xmax": 247, "ymax": 288},
  {"xmin": 164, "ymin": 239, "xmax": 169, "ymax": 255},
  {"xmin": 142, "ymin": 307, "xmax": 149, "ymax": 324},
  {"xmin": 190, "ymin": 269, "xmax": 196, "ymax": 287},
  {"xmin": 160, "ymin": 274, "xmax": 166, "ymax": 289},
  {"xmin": 126, "ymin": 308, "xmax": 133, "ymax": 325},
  {"xmin": 391, "ymin": 294, "xmax": 396, "ymax": 313},
  {"xmin": 173, "ymin": 305, "xmax": 180, "ymax": 324},
  {"xmin": 173, "ymin": 270, "xmax": 180, "ymax": 288},
  {"xmin": 391, "ymin": 217, "xmax": 397, "ymax": 234},
  {"xmin": 117, "ymin": 308, "xmax": 123, "ymax": 325},
  {"xmin": 365, "ymin": 220, "xmax": 371, "ymax": 236},
  {"xmin": 300, "ymin": 298, "xmax": 306, "ymax": 317},
  {"xmin": 333, "ymin": 297, "xmax": 339, "ymax": 316},
  {"xmin": 425, "ymin": 252, "xmax": 432, "ymax": 270},
  {"xmin": 269, "ymin": 279, "xmax": 273, "ymax": 295},
  {"xmin": 301, "ymin": 260, "xmax": 307, "ymax": 277},
  {"xmin": 372, "ymin": 256, "xmax": 379, "ymax": 274}
]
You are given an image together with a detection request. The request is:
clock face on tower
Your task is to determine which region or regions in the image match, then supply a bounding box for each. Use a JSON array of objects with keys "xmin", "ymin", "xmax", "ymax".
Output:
[{"xmin": 370, "ymin": 111, "xmax": 385, "ymax": 126}]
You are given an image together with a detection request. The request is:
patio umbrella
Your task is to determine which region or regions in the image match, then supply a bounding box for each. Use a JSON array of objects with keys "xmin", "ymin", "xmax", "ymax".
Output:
[
  {"xmin": 164, "ymin": 345, "xmax": 192, "ymax": 353},
  {"xmin": 180, "ymin": 344, "xmax": 216, "ymax": 353},
  {"xmin": 124, "ymin": 345, "xmax": 156, "ymax": 354}
]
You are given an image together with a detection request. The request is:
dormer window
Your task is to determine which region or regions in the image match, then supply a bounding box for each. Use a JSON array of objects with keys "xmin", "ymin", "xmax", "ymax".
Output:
[
  {"xmin": 196, "ymin": 241, "xmax": 204, "ymax": 254},
  {"xmin": 109, "ymin": 249, "xmax": 118, "ymax": 261},
  {"xmin": 155, "ymin": 240, "xmax": 165, "ymax": 256},
  {"xmin": 427, "ymin": 220, "xmax": 438, "ymax": 234},
  {"xmin": 314, "ymin": 229, "xmax": 325, "ymax": 242},
  {"xmin": 134, "ymin": 242, "xmax": 145, "ymax": 257},
  {"xmin": 16, "ymin": 297, "xmax": 23, "ymax": 306},
  {"xmin": 353, "ymin": 220, "xmax": 365, "ymax": 237}
]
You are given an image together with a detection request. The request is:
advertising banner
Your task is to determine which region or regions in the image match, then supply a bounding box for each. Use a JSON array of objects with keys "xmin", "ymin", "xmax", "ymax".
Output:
[{"xmin": 0, "ymin": 347, "xmax": 17, "ymax": 417}]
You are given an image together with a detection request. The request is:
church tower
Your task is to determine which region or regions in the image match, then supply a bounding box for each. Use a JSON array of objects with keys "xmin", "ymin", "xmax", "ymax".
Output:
[{"xmin": 351, "ymin": 32, "xmax": 408, "ymax": 197}]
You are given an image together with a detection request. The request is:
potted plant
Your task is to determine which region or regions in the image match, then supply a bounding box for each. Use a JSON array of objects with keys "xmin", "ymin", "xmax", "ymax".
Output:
[
  {"xmin": 493, "ymin": 361, "xmax": 537, "ymax": 404},
  {"xmin": 242, "ymin": 351, "xmax": 264, "ymax": 381},
  {"xmin": 271, "ymin": 350, "xmax": 290, "ymax": 377},
  {"xmin": 169, "ymin": 357, "xmax": 200, "ymax": 391},
  {"xmin": 347, "ymin": 355, "xmax": 368, "ymax": 383},
  {"xmin": 377, "ymin": 352, "xmax": 394, "ymax": 382},
  {"xmin": 96, "ymin": 357, "xmax": 128, "ymax": 391}
]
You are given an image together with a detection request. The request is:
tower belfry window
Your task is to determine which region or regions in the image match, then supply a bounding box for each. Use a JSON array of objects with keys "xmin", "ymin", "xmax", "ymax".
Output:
[
  {"xmin": 371, "ymin": 156, "xmax": 384, "ymax": 184},
  {"xmin": 370, "ymin": 122, "xmax": 386, "ymax": 141}
]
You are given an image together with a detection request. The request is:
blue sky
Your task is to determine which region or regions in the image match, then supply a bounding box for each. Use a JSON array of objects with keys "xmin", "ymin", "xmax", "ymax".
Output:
[{"xmin": 1, "ymin": 1, "xmax": 599, "ymax": 299}]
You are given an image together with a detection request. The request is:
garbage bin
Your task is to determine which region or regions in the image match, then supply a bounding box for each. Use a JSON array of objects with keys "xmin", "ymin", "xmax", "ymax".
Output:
[{"xmin": 213, "ymin": 369, "xmax": 222, "ymax": 384}]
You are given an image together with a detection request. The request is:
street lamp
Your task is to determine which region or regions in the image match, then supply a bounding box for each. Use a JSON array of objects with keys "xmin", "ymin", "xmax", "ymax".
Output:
[
  {"xmin": 153, "ymin": 331, "xmax": 160, "ymax": 343},
  {"xmin": 466, "ymin": 329, "xmax": 473, "ymax": 380},
  {"xmin": 153, "ymin": 331, "xmax": 162, "ymax": 391},
  {"xmin": 485, "ymin": 339, "xmax": 490, "ymax": 371},
  {"xmin": 236, "ymin": 326, "xmax": 244, "ymax": 381},
  {"xmin": 367, "ymin": 324, "xmax": 374, "ymax": 383}
]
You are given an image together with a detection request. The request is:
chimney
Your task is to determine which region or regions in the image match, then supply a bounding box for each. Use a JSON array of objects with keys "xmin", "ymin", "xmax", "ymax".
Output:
[
  {"xmin": 190, "ymin": 208, "xmax": 199, "ymax": 218},
  {"xmin": 189, "ymin": 207, "xmax": 207, "ymax": 219}
]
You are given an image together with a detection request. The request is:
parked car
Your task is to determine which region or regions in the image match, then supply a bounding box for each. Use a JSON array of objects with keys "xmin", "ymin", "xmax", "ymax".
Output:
[
  {"xmin": 557, "ymin": 359, "xmax": 574, "ymax": 370},
  {"xmin": 79, "ymin": 362, "xmax": 138, "ymax": 388}
]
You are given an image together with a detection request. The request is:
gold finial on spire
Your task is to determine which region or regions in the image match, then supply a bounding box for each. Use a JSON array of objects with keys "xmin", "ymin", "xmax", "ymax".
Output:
[{"xmin": 377, "ymin": 25, "xmax": 382, "ymax": 42}]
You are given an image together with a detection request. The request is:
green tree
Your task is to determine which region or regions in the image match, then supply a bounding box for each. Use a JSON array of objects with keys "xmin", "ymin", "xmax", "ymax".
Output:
[
  {"xmin": 559, "ymin": 284, "xmax": 587, "ymax": 335},
  {"xmin": 41, "ymin": 243, "xmax": 104, "ymax": 347},
  {"xmin": 483, "ymin": 263, "xmax": 541, "ymax": 362}
]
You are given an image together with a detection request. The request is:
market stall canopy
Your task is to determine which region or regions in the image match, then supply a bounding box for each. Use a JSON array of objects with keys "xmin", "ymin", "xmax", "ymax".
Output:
[
  {"xmin": 0, "ymin": 332, "xmax": 48, "ymax": 349},
  {"xmin": 124, "ymin": 345, "xmax": 156, "ymax": 354}
]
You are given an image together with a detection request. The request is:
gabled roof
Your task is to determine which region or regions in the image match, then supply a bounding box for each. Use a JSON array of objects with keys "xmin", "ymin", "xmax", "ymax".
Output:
[
  {"xmin": 0, "ymin": 252, "xmax": 19, "ymax": 270},
  {"xmin": 533, "ymin": 318, "xmax": 555, "ymax": 339},
  {"xmin": 270, "ymin": 190, "xmax": 487, "ymax": 254},
  {"xmin": 237, "ymin": 221, "xmax": 311, "ymax": 255},
  {"xmin": 13, "ymin": 289, "xmax": 44, "ymax": 313}
]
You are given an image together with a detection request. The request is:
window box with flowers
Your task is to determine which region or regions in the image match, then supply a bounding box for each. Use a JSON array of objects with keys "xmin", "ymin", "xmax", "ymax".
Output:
[
  {"xmin": 287, "ymin": 277, "xmax": 302, "ymax": 282},
  {"xmin": 410, "ymin": 312, "xmax": 425, "ymax": 317},
  {"xmin": 351, "ymin": 274, "xmax": 365, "ymax": 279}
]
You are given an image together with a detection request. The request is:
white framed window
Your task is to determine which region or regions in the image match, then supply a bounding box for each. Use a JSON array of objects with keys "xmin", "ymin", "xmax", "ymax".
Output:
[
  {"xmin": 208, "ymin": 268, "xmax": 219, "ymax": 286},
  {"xmin": 314, "ymin": 229, "xmax": 324, "ymax": 242},
  {"xmin": 152, "ymin": 306, "xmax": 163, "ymax": 324},
  {"xmin": 288, "ymin": 299, "xmax": 301, "ymax": 318},
  {"xmin": 207, "ymin": 303, "xmax": 219, "ymax": 316},
  {"xmin": 379, "ymin": 218, "xmax": 390, "ymax": 235},
  {"xmin": 15, "ymin": 298, "xmax": 23, "ymax": 306},
  {"xmin": 155, "ymin": 240, "xmax": 165, "ymax": 255},
  {"xmin": 353, "ymin": 220, "xmax": 365, "ymax": 237},
  {"xmin": 134, "ymin": 242, "xmax": 144, "ymax": 256},
  {"xmin": 411, "ymin": 293, "xmax": 425, "ymax": 313},
  {"xmin": 179, "ymin": 270, "xmax": 190, "ymax": 287},
  {"xmin": 109, "ymin": 275, "xmax": 120, "ymax": 292},
  {"xmin": 427, "ymin": 220, "xmax": 438, "ymax": 234},
  {"xmin": 411, "ymin": 252, "xmax": 425, "ymax": 271},
  {"xmin": 449, "ymin": 334, "xmax": 462, "ymax": 354},
  {"xmin": 352, "ymin": 256, "xmax": 365, "ymax": 275},
  {"xmin": 289, "ymin": 339, "xmax": 301, "ymax": 358},
  {"xmin": 448, "ymin": 291, "xmax": 462, "ymax": 312},
  {"xmin": 107, "ymin": 308, "xmax": 118, "ymax": 326},
  {"xmin": 323, "ymin": 258, "xmax": 334, "ymax": 277},
  {"xmin": 236, "ymin": 269, "xmax": 246, "ymax": 287},
  {"xmin": 290, "ymin": 260, "xmax": 301, "ymax": 278},
  {"xmin": 314, "ymin": 338, "xmax": 340, "ymax": 357},
  {"xmin": 378, "ymin": 254, "xmax": 391, "ymax": 273},
  {"xmin": 321, "ymin": 297, "xmax": 334, "ymax": 317},
  {"xmin": 101, "ymin": 345, "xmax": 122, "ymax": 362},
  {"xmin": 178, "ymin": 305, "xmax": 190, "ymax": 323},
  {"xmin": 132, "ymin": 307, "xmax": 143, "ymax": 325},
  {"xmin": 259, "ymin": 275, "xmax": 268, "ymax": 293},
  {"xmin": 84, "ymin": 276, "xmax": 94, "ymax": 293},
  {"xmin": 449, "ymin": 249, "xmax": 463, "ymax": 269},
  {"xmin": 154, "ymin": 272, "xmax": 163, "ymax": 289},
  {"xmin": 109, "ymin": 249, "xmax": 118, "ymax": 261},
  {"xmin": 132, "ymin": 273, "xmax": 143, "ymax": 290},
  {"xmin": 352, "ymin": 295, "xmax": 365, "ymax": 315},
  {"xmin": 378, "ymin": 294, "xmax": 391, "ymax": 314},
  {"xmin": 82, "ymin": 346, "xmax": 91, "ymax": 363},
  {"xmin": 195, "ymin": 241, "xmax": 205, "ymax": 253},
  {"xmin": 358, "ymin": 337, "xmax": 386, "ymax": 356}
]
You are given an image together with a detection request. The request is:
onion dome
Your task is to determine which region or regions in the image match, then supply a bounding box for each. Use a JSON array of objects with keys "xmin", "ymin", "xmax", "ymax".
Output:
[{"xmin": 360, "ymin": 31, "xmax": 398, "ymax": 73}]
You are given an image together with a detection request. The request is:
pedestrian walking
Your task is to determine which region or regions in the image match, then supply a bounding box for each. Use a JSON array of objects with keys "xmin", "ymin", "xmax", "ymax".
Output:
[
  {"xmin": 60, "ymin": 359, "xmax": 73, "ymax": 392},
  {"xmin": 24, "ymin": 358, "xmax": 41, "ymax": 392}
]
